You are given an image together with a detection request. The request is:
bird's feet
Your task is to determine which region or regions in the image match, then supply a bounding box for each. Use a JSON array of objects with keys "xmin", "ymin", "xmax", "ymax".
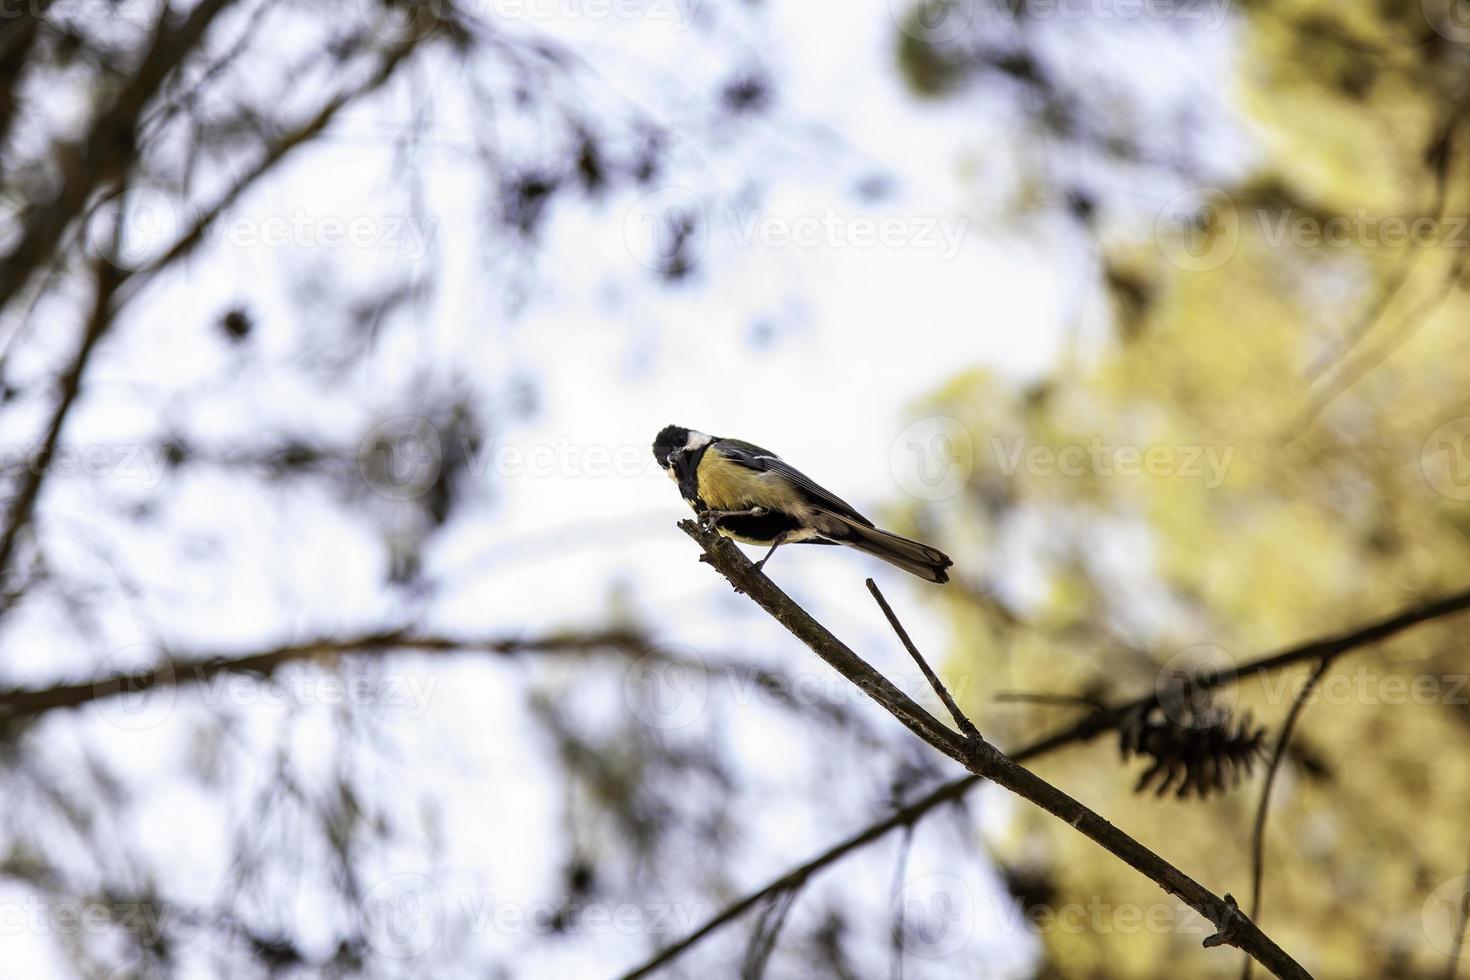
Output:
[{"xmin": 696, "ymin": 506, "xmax": 766, "ymax": 528}]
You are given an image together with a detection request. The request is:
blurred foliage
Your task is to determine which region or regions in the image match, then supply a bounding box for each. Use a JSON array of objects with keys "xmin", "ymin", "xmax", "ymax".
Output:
[{"xmin": 913, "ymin": 0, "xmax": 1470, "ymax": 975}]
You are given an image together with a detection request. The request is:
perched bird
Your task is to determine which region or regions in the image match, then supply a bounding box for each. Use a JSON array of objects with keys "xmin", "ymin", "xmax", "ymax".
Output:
[{"xmin": 652, "ymin": 425, "xmax": 953, "ymax": 583}]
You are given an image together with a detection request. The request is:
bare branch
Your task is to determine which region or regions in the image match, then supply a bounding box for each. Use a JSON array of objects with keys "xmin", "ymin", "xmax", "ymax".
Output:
[
  {"xmin": 0, "ymin": 629, "xmax": 647, "ymax": 722},
  {"xmin": 0, "ymin": 256, "xmax": 124, "ymax": 595},
  {"xmin": 667, "ymin": 520, "xmax": 1311, "ymax": 980},
  {"xmin": 627, "ymin": 575, "xmax": 1470, "ymax": 978},
  {"xmin": 118, "ymin": 29, "xmax": 435, "ymax": 307},
  {"xmin": 866, "ymin": 578, "xmax": 979, "ymax": 740},
  {"xmin": 0, "ymin": 0, "xmax": 241, "ymax": 313},
  {"xmin": 616, "ymin": 772, "xmax": 983, "ymax": 980},
  {"xmin": 0, "ymin": 21, "xmax": 439, "ymax": 601}
]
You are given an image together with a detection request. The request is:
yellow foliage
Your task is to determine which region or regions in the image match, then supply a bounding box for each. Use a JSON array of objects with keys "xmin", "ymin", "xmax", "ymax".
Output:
[{"xmin": 925, "ymin": 5, "xmax": 1470, "ymax": 974}]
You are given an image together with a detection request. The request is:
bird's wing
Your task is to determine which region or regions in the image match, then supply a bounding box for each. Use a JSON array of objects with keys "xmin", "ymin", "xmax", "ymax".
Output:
[{"xmin": 714, "ymin": 439, "xmax": 874, "ymax": 527}]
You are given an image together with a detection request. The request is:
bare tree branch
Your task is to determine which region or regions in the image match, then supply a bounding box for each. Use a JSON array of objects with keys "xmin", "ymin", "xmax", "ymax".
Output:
[
  {"xmin": 0, "ymin": 0, "xmax": 241, "ymax": 313},
  {"xmin": 634, "ymin": 576, "xmax": 1470, "ymax": 978},
  {"xmin": 0, "ymin": 18, "xmax": 439, "ymax": 601},
  {"xmin": 0, "ymin": 256, "xmax": 122, "ymax": 596},
  {"xmin": 659, "ymin": 520, "xmax": 1311, "ymax": 980},
  {"xmin": 0, "ymin": 0, "xmax": 55, "ymax": 160},
  {"xmin": 0, "ymin": 628, "xmax": 648, "ymax": 722},
  {"xmin": 867, "ymin": 578, "xmax": 979, "ymax": 740},
  {"xmin": 617, "ymin": 771, "xmax": 984, "ymax": 979},
  {"xmin": 623, "ymin": 572, "xmax": 1470, "ymax": 977}
]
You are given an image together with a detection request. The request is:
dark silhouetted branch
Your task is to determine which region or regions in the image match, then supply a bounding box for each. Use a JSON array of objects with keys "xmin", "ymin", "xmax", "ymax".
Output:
[
  {"xmin": 652, "ymin": 520, "xmax": 1311, "ymax": 980},
  {"xmin": 0, "ymin": 629, "xmax": 647, "ymax": 722},
  {"xmin": 867, "ymin": 577, "xmax": 979, "ymax": 740},
  {"xmin": 628, "ymin": 574, "xmax": 1470, "ymax": 979},
  {"xmin": 618, "ymin": 768, "xmax": 983, "ymax": 979}
]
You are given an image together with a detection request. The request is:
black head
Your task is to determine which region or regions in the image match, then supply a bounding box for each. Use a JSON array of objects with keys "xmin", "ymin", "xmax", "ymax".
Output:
[
  {"xmin": 653, "ymin": 425, "xmax": 716, "ymax": 501},
  {"xmin": 652, "ymin": 425, "xmax": 690, "ymax": 467}
]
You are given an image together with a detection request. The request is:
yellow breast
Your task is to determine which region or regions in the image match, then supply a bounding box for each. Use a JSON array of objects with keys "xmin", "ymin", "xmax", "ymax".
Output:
[{"xmin": 696, "ymin": 451, "xmax": 804, "ymax": 512}]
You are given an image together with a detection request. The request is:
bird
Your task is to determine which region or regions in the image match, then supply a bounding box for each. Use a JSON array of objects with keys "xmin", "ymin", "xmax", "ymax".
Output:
[{"xmin": 652, "ymin": 425, "xmax": 953, "ymax": 583}]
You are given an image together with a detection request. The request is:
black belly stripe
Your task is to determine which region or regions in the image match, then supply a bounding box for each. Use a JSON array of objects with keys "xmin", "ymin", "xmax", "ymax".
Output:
[{"xmin": 716, "ymin": 510, "xmax": 837, "ymax": 545}]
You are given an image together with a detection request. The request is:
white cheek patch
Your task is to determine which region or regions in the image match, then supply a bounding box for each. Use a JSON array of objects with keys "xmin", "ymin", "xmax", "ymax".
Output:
[
  {"xmin": 664, "ymin": 466, "xmax": 678, "ymax": 482},
  {"xmin": 684, "ymin": 430, "xmax": 713, "ymax": 452}
]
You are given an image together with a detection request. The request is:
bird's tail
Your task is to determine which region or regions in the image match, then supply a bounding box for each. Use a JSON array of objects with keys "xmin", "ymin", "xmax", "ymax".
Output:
[{"xmin": 825, "ymin": 513, "xmax": 952, "ymax": 584}]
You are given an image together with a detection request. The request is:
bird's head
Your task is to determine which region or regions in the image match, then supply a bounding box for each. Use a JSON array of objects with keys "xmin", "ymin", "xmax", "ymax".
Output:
[{"xmin": 653, "ymin": 425, "xmax": 712, "ymax": 481}]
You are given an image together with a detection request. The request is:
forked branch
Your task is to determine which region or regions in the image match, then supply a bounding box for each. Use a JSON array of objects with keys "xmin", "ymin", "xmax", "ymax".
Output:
[{"xmin": 652, "ymin": 520, "xmax": 1312, "ymax": 980}]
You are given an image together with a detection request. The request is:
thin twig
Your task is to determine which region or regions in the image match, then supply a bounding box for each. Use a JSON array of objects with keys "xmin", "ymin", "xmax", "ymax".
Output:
[
  {"xmin": 994, "ymin": 691, "xmax": 1105, "ymax": 710},
  {"xmin": 888, "ymin": 825, "xmax": 917, "ymax": 980},
  {"xmin": 616, "ymin": 772, "xmax": 983, "ymax": 980},
  {"xmin": 667, "ymin": 521, "xmax": 1311, "ymax": 980},
  {"xmin": 741, "ymin": 886, "xmax": 800, "ymax": 980},
  {"xmin": 0, "ymin": 256, "xmax": 121, "ymax": 594},
  {"xmin": 866, "ymin": 578, "xmax": 980, "ymax": 740},
  {"xmin": 1303, "ymin": 111, "xmax": 1457, "ymax": 384},
  {"xmin": 1282, "ymin": 240, "xmax": 1470, "ymax": 443},
  {"xmin": 1242, "ymin": 658, "xmax": 1331, "ymax": 980}
]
